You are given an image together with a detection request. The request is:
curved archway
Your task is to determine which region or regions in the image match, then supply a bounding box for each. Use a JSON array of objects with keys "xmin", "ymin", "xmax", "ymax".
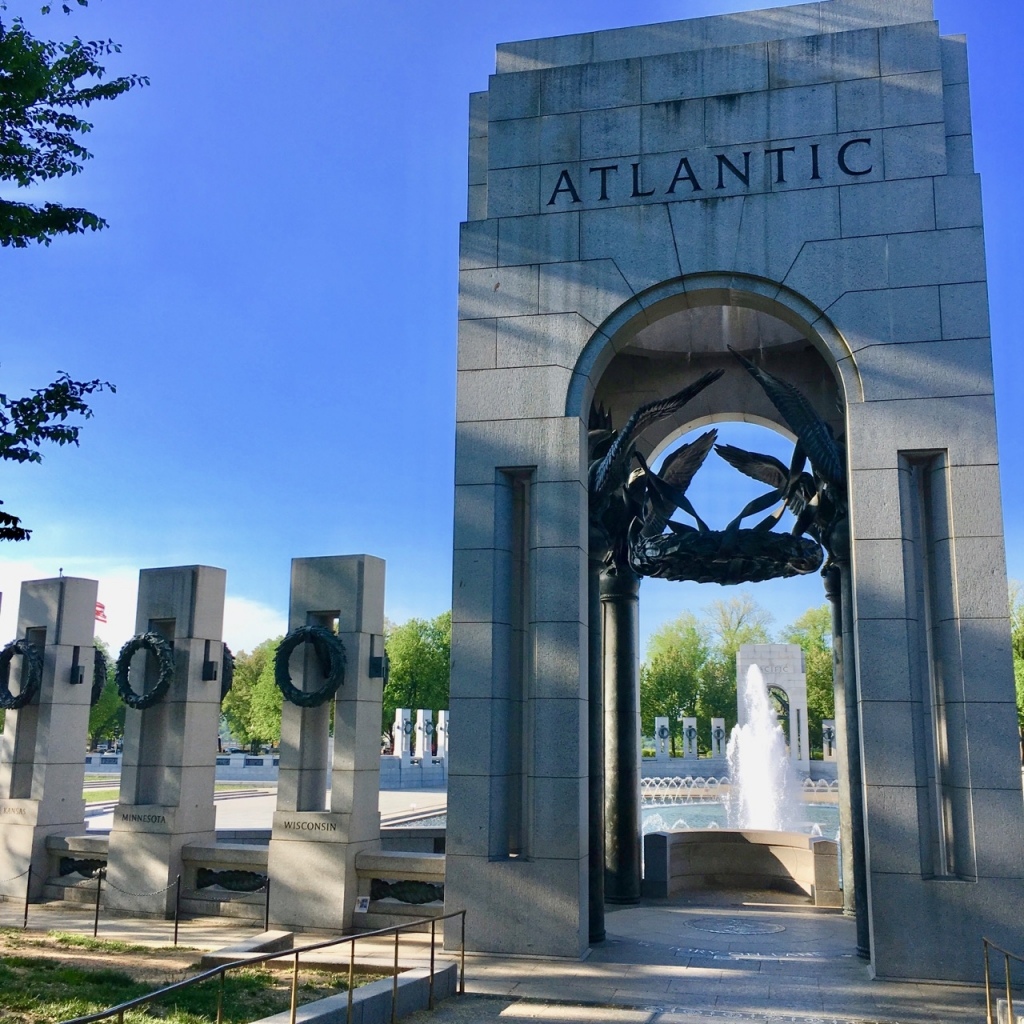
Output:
[
  {"xmin": 574, "ymin": 272, "xmax": 855, "ymax": 923},
  {"xmin": 566, "ymin": 272, "xmax": 862, "ymax": 430}
]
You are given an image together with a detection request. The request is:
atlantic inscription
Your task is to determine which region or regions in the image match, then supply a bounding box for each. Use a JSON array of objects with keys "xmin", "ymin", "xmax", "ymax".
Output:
[{"xmin": 545, "ymin": 137, "xmax": 874, "ymax": 207}]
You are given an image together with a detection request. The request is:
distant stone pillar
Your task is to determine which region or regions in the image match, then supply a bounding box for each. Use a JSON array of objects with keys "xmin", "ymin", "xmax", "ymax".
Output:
[
  {"xmin": 435, "ymin": 710, "xmax": 449, "ymax": 766},
  {"xmin": 710, "ymin": 718, "xmax": 726, "ymax": 758},
  {"xmin": 680, "ymin": 717, "xmax": 698, "ymax": 759},
  {"xmin": 736, "ymin": 643, "xmax": 810, "ymax": 773},
  {"xmin": 267, "ymin": 555, "xmax": 386, "ymax": 931},
  {"xmin": 395, "ymin": 708, "xmax": 413, "ymax": 768},
  {"xmin": 415, "ymin": 709, "xmax": 433, "ymax": 761},
  {"xmin": 0, "ymin": 577, "xmax": 98, "ymax": 897},
  {"xmin": 106, "ymin": 565, "xmax": 225, "ymax": 915},
  {"xmin": 601, "ymin": 568, "xmax": 641, "ymax": 905},
  {"xmin": 654, "ymin": 717, "xmax": 670, "ymax": 761},
  {"xmin": 822, "ymin": 719, "xmax": 837, "ymax": 761}
]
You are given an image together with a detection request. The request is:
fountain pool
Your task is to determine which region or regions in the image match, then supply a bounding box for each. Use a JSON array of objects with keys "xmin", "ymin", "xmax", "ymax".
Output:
[
  {"xmin": 400, "ymin": 799, "xmax": 840, "ymax": 839},
  {"xmin": 641, "ymin": 800, "xmax": 839, "ymax": 838}
]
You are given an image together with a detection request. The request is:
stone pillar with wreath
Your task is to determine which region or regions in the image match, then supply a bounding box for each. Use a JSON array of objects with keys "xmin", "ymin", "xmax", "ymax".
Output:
[
  {"xmin": 267, "ymin": 554, "xmax": 387, "ymax": 931},
  {"xmin": 0, "ymin": 576, "xmax": 100, "ymax": 898},
  {"xmin": 104, "ymin": 565, "xmax": 228, "ymax": 916}
]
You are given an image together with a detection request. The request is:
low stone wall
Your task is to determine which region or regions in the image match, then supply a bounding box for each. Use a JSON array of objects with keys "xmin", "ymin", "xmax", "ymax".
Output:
[
  {"xmin": 42, "ymin": 834, "xmax": 109, "ymax": 903},
  {"xmin": 179, "ymin": 841, "xmax": 269, "ymax": 921},
  {"xmin": 250, "ymin": 963, "xmax": 458, "ymax": 1024},
  {"xmin": 643, "ymin": 829, "xmax": 841, "ymax": 907},
  {"xmin": 354, "ymin": 850, "xmax": 446, "ymax": 932}
]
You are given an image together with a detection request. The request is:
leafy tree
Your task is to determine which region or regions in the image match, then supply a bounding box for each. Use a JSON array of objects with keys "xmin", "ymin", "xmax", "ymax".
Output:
[
  {"xmin": 1009, "ymin": 583, "xmax": 1024, "ymax": 751},
  {"xmin": 780, "ymin": 604, "xmax": 834, "ymax": 755},
  {"xmin": 705, "ymin": 593, "xmax": 774, "ymax": 662},
  {"xmin": 248, "ymin": 655, "xmax": 283, "ymax": 747},
  {"xmin": 699, "ymin": 593, "xmax": 773, "ymax": 748},
  {"xmin": 0, "ymin": 2, "xmax": 144, "ymax": 538},
  {"xmin": 0, "ymin": 3, "xmax": 148, "ymax": 247},
  {"xmin": 694, "ymin": 654, "xmax": 738, "ymax": 748},
  {"xmin": 221, "ymin": 638, "xmax": 281, "ymax": 751},
  {"xmin": 87, "ymin": 639, "xmax": 122, "ymax": 748},
  {"xmin": 1, "ymin": 373, "xmax": 114, "ymax": 539},
  {"xmin": 640, "ymin": 613, "xmax": 707, "ymax": 754},
  {"xmin": 383, "ymin": 611, "xmax": 450, "ymax": 736}
]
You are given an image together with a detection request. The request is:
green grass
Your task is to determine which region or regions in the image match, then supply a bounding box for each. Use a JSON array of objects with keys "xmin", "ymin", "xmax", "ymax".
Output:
[
  {"xmin": 0, "ymin": 956, "xmax": 289, "ymax": 1023},
  {"xmin": 81, "ymin": 783, "xmax": 274, "ymax": 803},
  {"xmin": 82, "ymin": 789, "xmax": 120, "ymax": 803},
  {"xmin": 0, "ymin": 931, "xmax": 385, "ymax": 1024}
]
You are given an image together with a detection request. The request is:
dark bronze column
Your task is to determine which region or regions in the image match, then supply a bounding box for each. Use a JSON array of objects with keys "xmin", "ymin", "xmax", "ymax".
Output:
[
  {"xmin": 825, "ymin": 563, "xmax": 870, "ymax": 958},
  {"xmin": 601, "ymin": 567, "xmax": 642, "ymax": 905},
  {"xmin": 587, "ymin": 555, "xmax": 606, "ymax": 941}
]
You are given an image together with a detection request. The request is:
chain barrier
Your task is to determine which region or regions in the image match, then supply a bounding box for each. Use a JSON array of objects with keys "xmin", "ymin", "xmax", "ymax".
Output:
[
  {"xmin": 0, "ymin": 867, "xmax": 32, "ymax": 907},
  {"xmin": 101, "ymin": 878, "xmax": 177, "ymax": 898},
  {"xmin": 195, "ymin": 881, "xmax": 268, "ymax": 904}
]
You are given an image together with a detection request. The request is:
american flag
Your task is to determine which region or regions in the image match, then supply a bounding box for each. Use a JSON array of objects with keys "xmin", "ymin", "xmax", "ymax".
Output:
[{"xmin": 95, "ymin": 602, "xmax": 107, "ymax": 624}]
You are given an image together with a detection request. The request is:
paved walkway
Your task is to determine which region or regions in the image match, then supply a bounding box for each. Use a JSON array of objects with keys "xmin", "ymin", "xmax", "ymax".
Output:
[
  {"xmin": 0, "ymin": 888, "xmax": 1009, "ymax": 1022},
  {"xmin": 445, "ymin": 895, "xmax": 995, "ymax": 1024}
]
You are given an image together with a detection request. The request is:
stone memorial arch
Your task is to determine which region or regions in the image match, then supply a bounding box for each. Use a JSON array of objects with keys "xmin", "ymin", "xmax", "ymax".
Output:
[{"xmin": 445, "ymin": 0, "xmax": 1024, "ymax": 983}]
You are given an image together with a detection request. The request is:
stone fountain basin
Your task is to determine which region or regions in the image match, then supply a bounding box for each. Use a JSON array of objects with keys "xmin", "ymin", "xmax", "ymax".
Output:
[{"xmin": 643, "ymin": 829, "xmax": 841, "ymax": 907}]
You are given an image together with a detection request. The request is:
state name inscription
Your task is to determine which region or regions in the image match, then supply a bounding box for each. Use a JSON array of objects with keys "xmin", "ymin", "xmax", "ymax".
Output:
[
  {"xmin": 544, "ymin": 137, "xmax": 874, "ymax": 209},
  {"xmin": 281, "ymin": 820, "xmax": 338, "ymax": 832},
  {"xmin": 121, "ymin": 812, "xmax": 166, "ymax": 824}
]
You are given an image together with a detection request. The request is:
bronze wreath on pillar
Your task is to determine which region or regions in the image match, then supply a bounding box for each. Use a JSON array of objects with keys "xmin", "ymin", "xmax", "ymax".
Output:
[
  {"xmin": 273, "ymin": 625, "xmax": 346, "ymax": 708},
  {"xmin": 0, "ymin": 638, "xmax": 43, "ymax": 710},
  {"xmin": 115, "ymin": 632, "xmax": 175, "ymax": 710},
  {"xmin": 90, "ymin": 646, "xmax": 108, "ymax": 706},
  {"xmin": 220, "ymin": 644, "xmax": 235, "ymax": 703}
]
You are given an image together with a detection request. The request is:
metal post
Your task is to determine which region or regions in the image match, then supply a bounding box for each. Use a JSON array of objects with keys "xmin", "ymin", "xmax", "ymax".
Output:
[
  {"xmin": 23, "ymin": 865, "xmax": 31, "ymax": 929},
  {"xmin": 347, "ymin": 938, "xmax": 355, "ymax": 1024},
  {"xmin": 391, "ymin": 929, "xmax": 399, "ymax": 1024},
  {"xmin": 216, "ymin": 968, "xmax": 225, "ymax": 1024},
  {"xmin": 985, "ymin": 941, "xmax": 993, "ymax": 1024},
  {"xmin": 264, "ymin": 877, "xmax": 270, "ymax": 933},
  {"xmin": 93, "ymin": 869, "xmax": 103, "ymax": 938},
  {"xmin": 1007, "ymin": 954, "xmax": 1014, "ymax": 1024},
  {"xmin": 460, "ymin": 911, "xmax": 466, "ymax": 995},
  {"xmin": 290, "ymin": 952, "xmax": 300, "ymax": 1024},
  {"xmin": 429, "ymin": 919, "xmax": 436, "ymax": 1009},
  {"xmin": 173, "ymin": 875, "xmax": 181, "ymax": 946}
]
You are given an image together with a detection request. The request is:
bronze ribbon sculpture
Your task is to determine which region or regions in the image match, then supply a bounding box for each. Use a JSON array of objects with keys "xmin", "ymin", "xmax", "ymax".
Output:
[{"xmin": 589, "ymin": 350, "xmax": 849, "ymax": 586}]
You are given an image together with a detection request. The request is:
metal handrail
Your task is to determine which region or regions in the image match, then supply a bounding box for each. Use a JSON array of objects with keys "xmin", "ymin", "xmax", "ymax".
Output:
[
  {"xmin": 984, "ymin": 937, "xmax": 1023, "ymax": 1024},
  {"xmin": 60, "ymin": 908, "xmax": 467, "ymax": 1024}
]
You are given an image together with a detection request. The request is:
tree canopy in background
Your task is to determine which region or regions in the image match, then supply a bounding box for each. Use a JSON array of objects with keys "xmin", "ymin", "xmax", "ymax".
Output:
[
  {"xmin": 640, "ymin": 593, "xmax": 838, "ymax": 757},
  {"xmin": 383, "ymin": 611, "xmax": 451, "ymax": 735},
  {"xmin": 216, "ymin": 613, "xmax": 455, "ymax": 749},
  {"xmin": 86, "ymin": 638, "xmax": 122, "ymax": 748},
  {"xmin": 221, "ymin": 637, "xmax": 282, "ymax": 752},
  {"xmin": 1009, "ymin": 582, "xmax": 1024, "ymax": 738}
]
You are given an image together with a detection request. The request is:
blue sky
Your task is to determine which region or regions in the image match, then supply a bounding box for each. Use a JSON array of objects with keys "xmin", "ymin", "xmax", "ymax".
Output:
[{"xmin": 1, "ymin": 0, "xmax": 1021, "ymax": 654}]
